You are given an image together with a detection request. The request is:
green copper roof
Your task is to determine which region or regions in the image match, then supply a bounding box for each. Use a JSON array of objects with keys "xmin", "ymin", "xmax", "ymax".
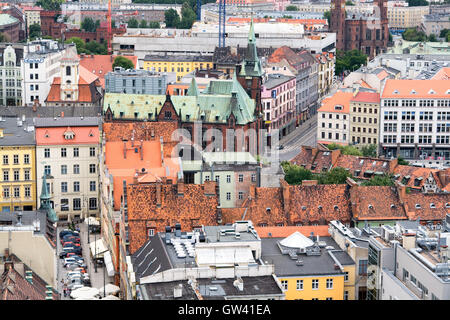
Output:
[
  {"xmin": 104, "ymin": 78, "xmax": 256, "ymax": 125},
  {"xmin": 40, "ymin": 174, "xmax": 50, "ymax": 202},
  {"xmin": 239, "ymin": 17, "xmax": 263, "ymax": 78},
  {"xmin": 39, "ymin": 174, "xmax": 58, "ymax": 223},
  {"xmin": 187, "ymin": 78, "xmax": 199, "ymax": 96}
]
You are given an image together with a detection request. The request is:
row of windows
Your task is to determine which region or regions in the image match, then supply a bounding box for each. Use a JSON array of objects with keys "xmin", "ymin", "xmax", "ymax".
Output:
[
  {"xmin": 321, "ymin": 113, "xmax": 347, "ymax": 120},
  {"xmin": 352, "ymin": 127, "xmax": 377, "ymax": 134},
  {"xmin": 352, "ymin": 136, "xmax": 377, "ymax": 144},
  {"xmin": 322, "ymin": 122, "xmax": 347, "ymax": 130},
  {"xmin": 59, "ymin": 181, "xmax": 96, "ymax": 193},
  {"xmin": 205, "ymin": 174, "xmax": 256, "ymax": 183},
  {"xmin": 353, "ymin": 115, "xmax": 378, "ymax": 124},
  {"xmin": 2, "ymin": 154, "xmax": 30, "ymax": 165},
  {"xmin": 383, "ymin": 99, "xmax": 450, "ymax": 107},
  {"xmin": 3, "ymin": 169, "xmax": 31, "ymax": 181},
  {"xmin": 352, "ymin": 107, "xmax": 378, "ymax": 114},
  {"xmin": 280, "ymin": 278, "xmax": 337, "ymax": 291},
  {"xmin": 320, "ymin": 131, "xmax": 347, "ymax": 141},
  {"xmin": 44, "ymin": 147, "xmax": 96, "ymax": 158},
  {"xmin": 44, "ymin": 164, "xmax": 96, "ymax": 175},
  {"xmin": 2, "ymin": 186, "xmax": 32, "ymax": 198},
  {"xmin": 61, "ymin": 198, "xmax": 97, "ymax": 211},
  {"xmin": 382, "ymin": 135, "xmax": 450, "ymax": 144}
]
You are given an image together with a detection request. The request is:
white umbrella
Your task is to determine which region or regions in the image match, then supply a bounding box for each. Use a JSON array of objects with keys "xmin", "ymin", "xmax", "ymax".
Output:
[
  {"xmin": 70, "ymin": 286, "xmax": 100, "ymax": 299},
  {"xmin": 101, "ymin": 295, "xmax": 120, "ymax": 300},
  {"xmin": 98, "ymin": 283, "xmax": 120, "ymax": 296},
  {"xmin": 75, "ymin": 296, "xmax": 99, "ymax": 300}
]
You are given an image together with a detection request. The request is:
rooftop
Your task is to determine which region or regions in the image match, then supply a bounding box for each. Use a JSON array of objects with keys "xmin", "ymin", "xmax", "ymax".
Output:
[
  {"xmin": 0, "ymin": 117, "xmax": 35, "ymax": 146},
  {"xmin": 381, "ymin": 79, "xmax": 450, "ymax": 99},
  {"xmin": 262, "ymin": 73, "xmax": 295, "ymax": 90},
  {"xmin": 318, "ymin": 91, "xmax": 353, "ymax": 114}
]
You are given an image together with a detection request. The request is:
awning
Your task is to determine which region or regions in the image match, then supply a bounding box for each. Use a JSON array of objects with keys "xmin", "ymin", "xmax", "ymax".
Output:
[
  {"xmin": 85, "ymin": 217, "xmax": 100, "ymax": 226},
  {"xmin": 90, "ymin": 238, "xmax": 108, "ymax": 259},
  {"xmin": 103, "ymin": 250, "xmax": 115, "ymax": 277}
]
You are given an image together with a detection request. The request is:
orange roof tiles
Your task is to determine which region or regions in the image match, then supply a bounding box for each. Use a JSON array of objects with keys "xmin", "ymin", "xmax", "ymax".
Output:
[
  {"xmin": 35, "ymin": 126, "xmax": 99, "ymax": 145},
  {"xmin": 334, "ymin": 155, "xmax": 394, "ymax": 178},
  {"xmin": 376, "ymin": 69, "xmax": 389, "ymax": 80},
  {"xmin": 393, "ymin": 165, "xmax": 442, "ymax": 190},
  {"xmin": 403, "ymin": 193, "xmax": 450, "ymax": 221},
  {"xmin": 351, "ymin": 91, "xmax": 380, "ymax": 103},
  {"xmin": 359, "ymin": 79, "xmax": 373, "ymax": 89},
  {"xmin": 255, "ymin": 225, "xmax": 330, "ymax": 238},
  {"xmin": 381, "ymin": 79, "xmax": 450, "ymax": 99},
  {"xmin": 431, "ymin": 67, "xmax": 450, "ymax": 80},
  {"xmin": 318, "ymin": 91, "xmax": 353, "ymax": 113}
]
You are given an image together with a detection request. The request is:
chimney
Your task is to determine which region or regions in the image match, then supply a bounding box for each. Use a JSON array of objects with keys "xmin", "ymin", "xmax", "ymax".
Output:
[
  {"xmin": 388, "ymin": 158, "xmax": 398, "ymax": 173},
  {"xmin": 156, "ymin": 182, "xmax": 162, "ymax": 207},
  {"xmin": 133, "ymin": 170, "xmax": 139, "ymax": 184},
  {"xmin": 32, "ymin": 102, "xmax": 37, "ymax": 112},
  {"xmin": 281, "ymin": 180, "xmax": 290, "ymax": 213},
  {"xmin": 395, "ymin": 180, "xmax": 406, "ymax": 202},
  {"xmin": 331, "ymin": 148, "xmax": 341, "ymax": 167},
  {"xmin": 110, "ymin": 55, "xmax": 113, "ymax": 62},
  {"xmin": 123, "ymin": 140, "xmax": 127, "ymax": 159},
  {"xmin": 346, "ymin": 177, "xmax": 357, "ymax": 187},
  {"xmin": 233, "ymin": 277, "xmax": 244, "ymax": 291},
  {"xmin": 177, "ymin": 179, "xmax": 185, "ymax": 196},
  {"xmin": 61, "ymin": 111, "xmax": 64, "ymax": 118},
  {"xmin": 249, "ymin": 185, "xmax": 256, "ymax": 199},
  {"xmin": 173, "ymin": 283, "xmax": 183, "ymax": 298},
  {"xmin": 402, "ymin": 233, "xmax": 416, "ymax": 251},
  {"xmin": 256, "ymin": 166, "xmax": 261, "ymax": 187}
]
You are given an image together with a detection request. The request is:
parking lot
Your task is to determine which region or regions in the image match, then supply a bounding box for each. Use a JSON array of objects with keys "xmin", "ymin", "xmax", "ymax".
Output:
[{"xmin": 57, "ymin": 221, "xmax": 114, "ymax": 300}]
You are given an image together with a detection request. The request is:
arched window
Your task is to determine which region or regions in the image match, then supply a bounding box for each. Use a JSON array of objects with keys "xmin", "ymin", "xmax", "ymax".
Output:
[{"xmin": 66, "ymin": 66, "xmax": 71, "ymax": 76}]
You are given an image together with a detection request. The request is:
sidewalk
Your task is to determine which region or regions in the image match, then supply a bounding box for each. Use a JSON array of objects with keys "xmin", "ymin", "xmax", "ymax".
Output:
[{"xmin": 279, "ymin": 114, "xmax": 317, "ymax": 146}]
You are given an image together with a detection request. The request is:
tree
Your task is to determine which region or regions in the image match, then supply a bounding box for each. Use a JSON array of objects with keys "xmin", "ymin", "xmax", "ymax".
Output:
[
  {"xmin": 286, "ymin": 5, "xmax": 298, "ymax": 11},
  {"xmin": 324, "ymin": 11, "xmax": 331, "ymax": 26},
  {"xmin": 35, "ymin": 0, "xmax": 63, "ymax": 11},
  {"xmin": 335, "ymin": 49, "xmax": 367, "ymax": 76},
  {"xmin": 428, "ymin": 34, "xmax": 437, "ymax": 42},
  {"xmin": 128, "ymin": 18, "xmax": 139, "ymax": 28},
  {"xmin": 406, "ymin": 0, "xmax": 428, "ymax": 6},
  {"xmin": 362, "ymin": 174, "xmax": 394, "ymax": 186},
  {"xmin": 281, "ymin": 162, "xmax": 313, "ymax": 185},
  {"xmin": 164, "ymin": 8, "xmax": 180, "ymax": 28},
  {"xmin": 29, "ymin": 23, "xmax": 41, "ymax": 40},
  {"xmin": 0, "ymin": 33, "xmax": 8, "ymax": 43},
  {"xmin": 178, "ymin": 2, "xmax": 197, "ymax": 29},
  {"xmin": 149, "ymin": 21, "xmax": 160, "ymax": 29},
  {"xmin": 402, "ymin": 28, "xmax": 427, "ymax": 41},
  {"xmin": 397, "ymin": 156, "xmax": 409, "ymax": 166},
  {"xmin": 317, "ymin": 167, "xmax": 352, "ymax": 184},
  {"xmin": 81, "ymin": 17, "xmax": 97, "ymax": 32},
  {"xmin": 139, "ymin": 20, "xmax": 148, "ymax": 28},
  {"xmin": 361, "ymin": 144, "xmax": 377, "ymax": 157},
  {"xmin": 327, "ymin": 143, "xmax": 363, "ymax": 156},
  {"xmin": 345, "ymin": 0, "xmax": 354, "ymax": 5},
  {"xmin": 65, "ymin": 37, "xmax": 87, "ymax": 54},
  {"xmin": 85, "ymin": 41, "xmax": 107, "ymax": 55},
  {"xmin": 439, "ymin": 29, "xmax": 449, "ymax": 38},
  {"xmin": 112, "ymin": 56, "xmax": 135, "ymax": 70},
  {"xmin": 389, "ymin": 32, "xmax": 393, "ymax": 42}
]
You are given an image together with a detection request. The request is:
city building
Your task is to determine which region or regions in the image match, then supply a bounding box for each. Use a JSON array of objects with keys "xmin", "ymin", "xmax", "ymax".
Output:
[
  {"xmin": 317, "ymin": 91, "xmax": 352, "ymax": 146},
  {"xmin": 35, "ymin": 116, "xmax": 101, "ymax": 222},
  {"xmin": 261, "ymin": 230, "xmax": 355, "ymax": 300},
  {"xmin": 386, "ymin": 38, "xmax": 450, "ymax": 55},
  {"xmin": 105, "ymin": 67, "xmax": 168, "ymax": 95},
  {"xmin": 143, "ymin": 54, "xmax": 213, "ymax": 83},
  {"xmin": 330, "ymin": 0, "xmax": 389, "ymax": 58},
  {"xmin": 343, "ymin": 65, "xmax": 398, "ymax": 92},
  {"xmin": 20, "ymin": 5, "xmax": 42, "ymax": 30},
  {"xmin": 0, "ymin": 117, "xmax": 36, "ymax": 213},
  {"xmin": 379, "ymin": 79, "xmax": 450, "ymax": 164},
  {"xmin": 367, "ymin": 220, "xmax": 450, "ymax": 300},
  {"xmin": 45, "ymin": 49, "xmax": 103, "ymax": 108},
  {"xmin": 0, "ymin": 14, "xmax": 20, "ymax": 43},
  {"xmin": 421, "ymin": 13, "xmax": 450, "ymax": 37},
  {"xmin": 261, "ymin": 73, "xmax": 296, "ymax": 140},
  {"xmin": 387, "ymin": 3, "xmax": 429, "ymax": 31},
  {"xmin": 315, "ymin": 52, "xmax": 335, "ymax": 98},
  {"xmin": 131, "ymin": 221, "xmax": 284, "ymax": 300},
  {"xmin": 21, "ymin": 39, "xmax": 76, "ymax": 107},
  {"xmin": 349, "ymin": 90, "xmax": 380, "ymax": 147},
  {"xmin": 0, "ymin": 44, "xmax": 23, "ymax": 106}
]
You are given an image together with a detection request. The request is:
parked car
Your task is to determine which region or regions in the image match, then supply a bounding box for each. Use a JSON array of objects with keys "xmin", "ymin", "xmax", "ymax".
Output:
[
  {"xmin": 66, "ymin": 263, "xmax": 82, "ymax": 271},
  {"xmin": 61, "ymin": 236, "xmax": 80, "ymax": 245},
  {"xmin": 63, "ymin": 241, "xmax": 81, "ymax": 247},
  {"xmin": 63, "ymin": 247, "xmax": 82, "ymax": 254},
  {"xmin": 73, "ymin": 267, "xmax": 86, "ymax": 274},
  {"xmin": 59, "ymin": 230, "xmax": 79, "ymax": 238}
]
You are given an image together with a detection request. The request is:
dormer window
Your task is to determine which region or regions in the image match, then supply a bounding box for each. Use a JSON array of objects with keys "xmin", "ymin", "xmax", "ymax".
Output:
[
  {"xmin": 318, "ymin": 205, "xmax": 323, "ymax": 210},
  {"xmin": 266, "ymin": 207, "xmax": 271, "ymax": 213},
  {"xmin": 390, "ymin": 204, "xmax": 396, "ymax": 209},
  {"xmin": 415, "ymin": 204, "xmax": 421, "ymax": 209},
  {"xmin": 445, "ymin": 203, "xmax": 450, "ymax": 208},
  {"xmin": 334, "ymin": 205, "xmax": 339, "ymax": 210},
  {"xmin": 334, "ymin": 104, "xmax": 343, "ymax": 110},
  {"xmin": 428, "ymin": 89, "xmax": 435, "ymax": 94},
  {"xmin": 302, "ymin": 206, "xmax": 306, "ymax": 210},
  {"xmin": 64, "ymin": 130, "xmax": 75, "ymax": 140},
  {"xmin": 410, "ymin": 89, "xmax": 416, "ymax": 94},
  {"xmin": 393, "ymin": 90, "xmax": 399, "ymax": 94},
  {"xmin": 430, "ymin": 203, "xmax": 436, "ymax": 209},
  {"xmin": 368, "ymin": 204, "xmax": 373, "ymax": 209},
  {"xmin": 88, "ymin": 130, "xmax": 94, "ymax": 137}
]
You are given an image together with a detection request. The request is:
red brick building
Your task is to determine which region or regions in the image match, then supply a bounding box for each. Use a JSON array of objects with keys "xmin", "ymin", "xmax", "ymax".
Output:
[{"xmin": 330, "ymin": 0, "xmax": 389, "ymax": 58}]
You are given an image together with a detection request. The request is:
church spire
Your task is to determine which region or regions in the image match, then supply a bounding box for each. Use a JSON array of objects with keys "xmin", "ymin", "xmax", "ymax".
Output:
[
  {"xmin": 187, "ymin": 77, "xmax": 199, "ymax": 96},
  {"xmin": 39, "ymin": 172, "xmax": 58, "ymax": 223},
  {"xmin": 239, "ymin": 17, "xmax": 263, "ymax": 78}
]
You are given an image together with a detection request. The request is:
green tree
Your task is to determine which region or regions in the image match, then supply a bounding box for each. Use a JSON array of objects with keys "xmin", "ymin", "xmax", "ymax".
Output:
[
  {"xmin": 164, "ymin": 8, "xmax": 180, "ymax": 28},
  {"xmin": 324, "ymin": 11, "xmax": 331, "ymax": 26},
  {"xmin": 149, "ymin": 21, "xmax": 160, "ymax": 28},
  {"xmin": 335, "ymin": 49, "xmax": 367, "ymax": 75},
  {"xmin": 139, "ymin": 20, "xmax": 148, "ymax": 28},
  {"xmin": 112, "ymin": 56, "xmax": 135, "ymax": 70},
  {"xmin": 29, "ymin": 23, "xmax": 41, "ymax": 40},
  {"xmin": 397, "ymin": 156, "xmax": 409, "ymax": 166},
  {"xmin": 345, "ymin": 0, "xmax": 354, "ymax": 5},
  {"xmin": 81, "ymin": 17, "xmax": 97, "ymax": 32},
  {"xmin": 428, "ymin": 34, "xmax": 437, "ymax": 42},
  {"xmin": 0, "ymin": 33, "xmax": 8, "ymax": 43},
  {"xmin": 128, "ymin": 18, "xmax": 139, "ymax": 28},
  {"xmin": 281, "ymin": 162, "xmax": 313, "ymax": 185},
  {"xmin": 361, "ymin": 144, "xmax": 377, "ymax": 157},
  {"xmin": 439, "ymin": 29, "xmax": 449, "ymax": 38},
  {"xmin": 406, "ymin": 0, "xmax": 428, "ymax": 6},
  {"xmin": 327, "ymin": 143, "xmax": 363, "ymax": 156},
  {"xmin": 362, "ymin": 174, "xmax": 395, "ymax": 186},
  {"xmin": 402, "ymin": 28, "xmax": 427, "ymax": 41},
  {"xmin": 65, "ymin": 37, "xmax": 87, "ymax": 54},
  {"xmin": 389, "ymin": 32, "xmax": 393, "ymax": 42},
  {"xmin": 35, "ymin": 0, "xmax": 63, "ymax": 11},
  {"xmin": 178, "ymin": 2, "xmax": 197, "ymax": 29},
  {"xmin": 286, "ymin": 5, "xmax": 298, "ymax": 11},
  {"xmin": 317, "ymin": 167, "xmax": 352, "ymax": 184},
  {"xmin": 85, "ymin": 41, "xmax": 107, "ymax": 55}
]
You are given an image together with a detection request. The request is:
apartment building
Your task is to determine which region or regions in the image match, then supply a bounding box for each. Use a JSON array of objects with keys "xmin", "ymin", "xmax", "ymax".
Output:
[
  {"xmin": 20, "ymin": 6, "xmax": 42, "ymax": 30},
  {"xmin": 349, "ymin": 91, "xmax": 380, "ymax": 147},
  {"xmin": 261, "ymin": 73, "xmax": 296, "ymax": 140},
  {"xmin": 0, "ymin": 117, "xmax": 36, "ymax": 213},
  {"xmin": 22, "ymin": 40, "xmax": 76, "ymax": 106},
  {"xmin": 421, "ymin": 13, "xmax": 450, "ymax": 36},
  {"xmin": 317, "ymin": 91, "xmax": 352, "ymax": 146},
  {"xmin": 0, "ymin": 44, "xmax": 23, "ymax": 106},
  {"xmin": 316, "ymin": 52, "xmax": 335, "ymax": 98},
  {"xmin": 387, "ymin": 4, "xmax": 429, "ymax": 30},
  {"xmin": 35, "ymin": 117, "xmax": 101, "ymax": 222},
  {"xmin": 105, "ymin": 67, "xmax": 167, "ymax": 94},
  {"xmin": 380, "ymin": 79, "xmax": 450, "ymax": 162}
]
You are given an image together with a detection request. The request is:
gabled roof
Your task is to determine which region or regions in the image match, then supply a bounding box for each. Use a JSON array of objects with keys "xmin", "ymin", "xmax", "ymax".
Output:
[
  {"xmin": 403, "ymin": 193, "xmax": 450, "ymax": 221},
  {"xmin": 381, "ymin": 80, "xmax": 450, "ymax": 99},
  {"xmin": 393, "ymin": 165, "xmax": 442, "ymax": 190},
  {"xmin": 268, "ymin": 46, "xmax": 307, "ymax": 72},
  {"xmin": 318, "ymin": 91, "xmax": 353, "ymax": 113}
]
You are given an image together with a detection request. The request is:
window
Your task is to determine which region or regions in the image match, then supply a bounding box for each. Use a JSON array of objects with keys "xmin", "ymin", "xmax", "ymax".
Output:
[
  {"xmin": 296, "ymin": 280, "xmax": 303, "ymax": 290},
  {"xmin": 89, "ymin": 147, "xmax": 96, "ymax": 157},
  {"xmin": 13, "ymin": 187, "xmax": 20, "ymax": 198},
  {"xmin": 66, "ymin": 66, "xmax": 71, "ymax": 76},
  {"xmin": 61, "ymin": 165, "xmax": 67, "ymax": 175},
  {"xmin": 148, "ymin": 228, "xmax": 155, "ymax": 237},
  {"xmin": 326, "ymin": 278, "xmax": 333, "ymax": 289},
  {"xmin": 61, "ymin": 148, "xmax": 67, "ymax": 157},
  {"xmin": 3, "ymin": 170, "xmax": 8, "ymax": 182},
  {"xmin": 344, "ymin": 291, "xmax": 349, "ymax": 300},
  {"xmin": 359, "ymin": 260, "xmax": 368, "ymax": 276},
  {"xmin": 24, "ymin": 186, "xmax": 31, "ymax": 198},
  {"xmin": 73, "ymin": 198, "xmax": 81, "ymax": 211},
  {"xmin": 44, "ymin": 165, "xmax": 51, "ymax": 175},
  {"xmin": 281, "ymin": 280, "xmax": 288, "ymax": 291},
  {"xmin": 73, "ymin": 164, "xmax": 80, "ymax": 174},
  {"xmin": 205, "ymin": 175, "xmax": 210, "ymax": 182},
  {"xmin": 402, "ymin": 268, "xmax": 409, "ymax": 281},
  {"xmin": 44, "ymin": 148, "xmax": 50, "ymax": 158},
  {"xmin": 226, "ymin": 192, "xmax": 231, "ymax": 200},
  {"xmin": 312, "ymin": 279, "xmax": 319, "ymax": 290},
  {"xmin": 326, "ymin": 297, "xmax": 333, "ymax": 300},
  {"xmin": 226, "ymin": 175, "xmax": 231, "ymax": 183},
  {"xmin": 24, "ymin": 154, "xmax": 29, "ymax": 164},
  {"xmin": 61, "ymin": 182, "xmax": 68, "ymax": 193},
  {"xmin": 24, "ymin": 170, "xmax": 30, "ymax": 181},
  {"xmin": 73, "ymin": 148, "xmax": 79, "ymax": 157},
  {"xmin": 90, "ymin": 181, "xmax": 96, "ymax": 192},
  {"xmin": 73, "ymin": 181, "xmax": 80, "ymax": 192},
  {"xmin": 13, "ymin": 170, "xmax": 19, "ymax": 181},
  {"xmin": 13, "ymin": 155, "xmax": 18, "ymax": 164},
  {"xmin": 3, "ymin": 187, "xmax": 9, "ymax": 198},
  {"xmin": 344, "ymin": 272, "xmax": 349, "ymax": 282},
  {"xmin": 61, "ymin": 199, "xmax": 69, "ymax": 211},
  {"xmin": 89, "ymin": 198, "xmax": 97, "ymax": 210},
  {"xmin": 251, "ymin": 174, "xmax": 256, "ymax": 182},
  {"xmin": 89, "ymin": 164, "xmax": 96, "ymax": 174},
  {"xmin": 238, "ymin": 174, "xmax": 243, "ymax": 182},
  {"xmin": 2, "ymin": 155, "xmax": 8, "ymax": 165}
]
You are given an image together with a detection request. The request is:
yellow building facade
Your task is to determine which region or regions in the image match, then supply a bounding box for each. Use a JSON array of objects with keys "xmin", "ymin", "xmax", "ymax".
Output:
[
  {"xmin": 278, "ymin": 274, "xmax": 346, "ymax": 300},
  {"xmin": 143, "ymin": 55, "xmax": 213, "ymax": 82}
]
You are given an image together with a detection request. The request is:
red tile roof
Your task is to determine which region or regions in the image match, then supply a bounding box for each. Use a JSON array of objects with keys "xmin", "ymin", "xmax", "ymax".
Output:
[
  {"xmin": 334, "ymin": 155, "xmax": 394, "ymax": 179},
  {"xmin": 381, "ymin": 79, "xmax": 450, "ymax": 99},
  {"xmin": 393, "ymin": 165, "xmax": 442, "ymax": 190},
  {"xmin": 255, "ymin": 225, "xmax": 330, "ymax": 238},
  {"xmin": 350, "ymin": 91, "xmax": 380, "ymax": 103},
  {"xmin": 403, "ymin": 193, "xmax": 450, "ymax": 221},
  {"xmin": 431, "ymin": 67, "xmax": 450, "ymax": 80},
  {"xmin": 318, "ymin": 91, "xmax": 353, "ymax": 113},
  {"xmin": 0, "ymin": 265, "xmax": 52, "ymax": 300}
]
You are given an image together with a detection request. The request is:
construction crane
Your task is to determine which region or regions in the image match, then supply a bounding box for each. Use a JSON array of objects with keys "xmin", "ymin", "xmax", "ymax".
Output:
[
  {"xmin": 107, "ymin": 0, "xmax": 112, "ymax": 55},
  {"xmin": 218, "ymin": 0, "xmax": 226, "ymax": 47}
]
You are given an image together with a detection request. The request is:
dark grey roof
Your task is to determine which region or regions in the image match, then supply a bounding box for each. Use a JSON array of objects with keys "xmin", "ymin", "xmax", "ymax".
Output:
[
  {"xmin": 139, "ymin": 280, "xmax": 198, "ymax": 300},
  {"xmin": 0, "ymin": 106, "xmax": 102, "ymax": 119},
  {"xmin": 263, "ymin": 74, "xmax": 295, "ymax": 89},
  {"xmin": 144, "ymin": 54, "xmax": 212, "ymax": 62},
  {"xmin": 0, "ymin": 210, "xmax": 47, "ymax": 235},
  {"xmin": 261, "ymin": 236, "xmax": 353, "ymax": 276},
  {"xmin": 131, "ymin": 234, "xmax": 172, "ymax": 280},
  {"xmin": 0, "ymin": 117, "xmax": 35, "ymax": 146},
  {"xmin": 34, "ymin": 116, "xmax": 101, "ymax": 128},
  {"xmin": 331, "ymin": 251, "xmax": 355, "ymax": 266}
]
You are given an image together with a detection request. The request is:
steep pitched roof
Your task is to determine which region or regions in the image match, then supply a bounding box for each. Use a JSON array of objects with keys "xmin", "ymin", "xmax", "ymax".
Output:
[
  {"xmin": 318, "ymin": 91, "xmax": 353, "ymax": 113},
  {"xmin": 403, "ymin": 193, "xmax": 450, "ymax": 221},
  {"xmin": 0, "ymin": 265, "xmax": 53, "ymax": 300},
  {"xmin": 381, "ymin": 79, "xmax": 450, "ymax": 99},
  {"xmin": 393, "ymin": 165, "xmax": 442, "ymax": 190},
  {"xmin": 239, "ymin": 18, "xmax": 263, "ymax": 78}
]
